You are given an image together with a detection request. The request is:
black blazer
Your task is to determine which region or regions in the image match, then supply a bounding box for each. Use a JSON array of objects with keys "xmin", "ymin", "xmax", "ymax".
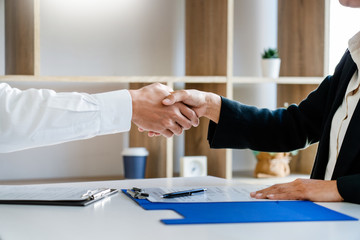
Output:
[{"xmin": 207, "ymin": 50, "xmax": 360, "ymax": 204}]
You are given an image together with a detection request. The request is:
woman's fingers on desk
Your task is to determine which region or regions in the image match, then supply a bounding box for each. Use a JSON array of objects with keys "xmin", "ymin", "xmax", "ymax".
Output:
[{"xmin": 250, "ymin": 178, "xmax": 344, "ymax": 202}]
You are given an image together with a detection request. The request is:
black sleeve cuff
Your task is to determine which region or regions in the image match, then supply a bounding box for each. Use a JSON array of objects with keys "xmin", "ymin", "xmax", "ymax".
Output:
[
  {"xmin": 207, "ymin": 96, "xmax": 238, "ymax": 149},
  {"xmin": 337, "ymin": 174, "xmax": 360, "ymax": 204},
  {"xmin": 207, "ymin": 120, "xmax": 217, "ymax": 145},
  {"xmin": 206, "ymin": 96, "xmax": 254, "ymax": 149}
]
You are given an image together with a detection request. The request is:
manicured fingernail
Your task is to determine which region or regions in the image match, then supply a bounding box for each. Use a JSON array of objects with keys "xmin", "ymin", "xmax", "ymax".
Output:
[
  {"xmin": 256, "ymin": 193, "xmax": 263, "ymax": 198},
  {"xmin": 267, "ymin": 194, "xmax": 274, "ymax": 198},
  {"xmin": 163, "ymin": 99, "xmax": 171, "ymax": 104}
]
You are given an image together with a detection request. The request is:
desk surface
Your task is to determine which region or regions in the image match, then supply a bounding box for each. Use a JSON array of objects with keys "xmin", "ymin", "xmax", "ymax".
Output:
[{"xmin": 0, "ymin": 176, "xmax": 359, "ymax": 240}]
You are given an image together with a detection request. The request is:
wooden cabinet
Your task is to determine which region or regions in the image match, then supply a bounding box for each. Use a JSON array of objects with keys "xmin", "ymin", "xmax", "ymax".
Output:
[{"xmin": 2, "ymin": 0, "xmax": 326, "ymax": 179}]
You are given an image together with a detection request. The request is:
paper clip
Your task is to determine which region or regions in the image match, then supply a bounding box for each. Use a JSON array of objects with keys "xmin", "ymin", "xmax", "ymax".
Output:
[
  {"xmin": 126, "ymin": 187, "xmax": 149, "ymax": 199},
  {"xmin": 82, "ymin": 188, "xmax": 111, "ymax": 200}
]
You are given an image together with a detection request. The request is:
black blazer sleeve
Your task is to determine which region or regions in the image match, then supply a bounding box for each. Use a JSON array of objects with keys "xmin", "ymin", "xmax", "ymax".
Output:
[
  {"xmin": 207, "ymin": 76, "xmax": 332, "ymax": 153},
  {"xmin": 207, "ymin": 50, "xmax": 353, "ymax": 152},
  {"xmin": 337, "ymin": 174, "xmax": 360, "ymax": 204},
  {"xmin": 207, "ymin": 50, "xmax": 360, "ymax": 204}
]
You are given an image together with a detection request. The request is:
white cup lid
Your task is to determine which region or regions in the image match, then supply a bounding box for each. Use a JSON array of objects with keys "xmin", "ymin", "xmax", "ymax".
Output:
[{"xmin": 122, "ymin": 147, "xmax": 149, "ymax": 156}]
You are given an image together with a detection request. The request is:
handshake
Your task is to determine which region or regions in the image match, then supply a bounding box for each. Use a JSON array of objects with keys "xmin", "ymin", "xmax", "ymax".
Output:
[{"xmin": 129, "ymin": 83, "xmax": 222, "ymax": 138}]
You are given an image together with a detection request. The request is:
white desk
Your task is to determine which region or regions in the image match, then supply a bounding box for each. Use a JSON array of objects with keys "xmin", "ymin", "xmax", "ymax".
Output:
[{"xmin": 0, "ymin": 176, "xmax": 359, "ymax": 240}]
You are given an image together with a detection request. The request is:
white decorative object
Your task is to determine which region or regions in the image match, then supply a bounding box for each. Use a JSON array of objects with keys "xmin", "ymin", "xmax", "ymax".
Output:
[
  {"xmin": 261, "ymin": 48, "xmax": 281, "ymax": 78},
  {"xmin": 180, "ymin": 156, "xmax": 207, "ymax": 177},
  {"xmin": 261, "ymin": 58, "xmax": 281, "ymax": 78}
]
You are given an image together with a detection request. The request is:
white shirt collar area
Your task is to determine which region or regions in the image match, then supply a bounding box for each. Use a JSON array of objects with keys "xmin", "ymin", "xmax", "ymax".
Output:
[
  {"xmin": 349, "ymin": 31, "xmax": 360, "ymax": 69},
  {"xmin": 325, "ymin": 31, "xmax": 360, "ymax": 180}
]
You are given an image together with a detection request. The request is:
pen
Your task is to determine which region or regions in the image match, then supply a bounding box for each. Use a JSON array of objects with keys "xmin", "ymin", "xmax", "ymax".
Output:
[{"xmin": 162, "ymin": 188, "xmax": 207, "ymax": 198}]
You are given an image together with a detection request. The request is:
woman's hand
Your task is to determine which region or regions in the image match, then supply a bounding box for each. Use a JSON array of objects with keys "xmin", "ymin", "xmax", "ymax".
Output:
[
  {"xmin": 162, "ymin": 89, "xmax": 221, "ymax": 123},
  {"xmin": 250, "ymin": 178, "xmax": 344, "ymax": 202}
]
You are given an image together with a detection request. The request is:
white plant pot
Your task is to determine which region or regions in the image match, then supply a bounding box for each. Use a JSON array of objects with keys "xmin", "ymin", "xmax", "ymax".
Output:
[{"xmin": 261, "ymin": 58, "xmax": 281, "ymax": 78}]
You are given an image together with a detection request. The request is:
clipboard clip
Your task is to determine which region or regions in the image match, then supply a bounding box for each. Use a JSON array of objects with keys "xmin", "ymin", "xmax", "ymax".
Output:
[
  {"xmin": 126, "ymin": 187, "xmax": 149, "ymax": 199},
  {"xmin": 82, "ymin": 188, "xmax": 112, "ymax": 200}
]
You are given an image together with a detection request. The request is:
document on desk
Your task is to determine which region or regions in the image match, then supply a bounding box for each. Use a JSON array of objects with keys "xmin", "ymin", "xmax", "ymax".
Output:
[
  {"xmin": 0, "ymin": 185, "xmax": 118, "ymax": 206},
  {"xmin": 145, "ymin": 184, "xmax": 270, "ymax": 203},
  {"xmin": 124, "ymin": 184, "xmax": 358, "ymax": 224}
]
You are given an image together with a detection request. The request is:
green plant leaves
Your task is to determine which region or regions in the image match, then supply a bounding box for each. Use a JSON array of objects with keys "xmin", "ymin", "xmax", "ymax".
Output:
[{"xmin": 262, "ymin": 48, "xmax": 279, "ymax": 59}]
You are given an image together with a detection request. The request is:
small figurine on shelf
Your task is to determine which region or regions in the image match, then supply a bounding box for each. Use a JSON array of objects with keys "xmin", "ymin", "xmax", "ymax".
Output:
[
  {"xmin": 261, "ymin": 48, "xmax": 281, "ymax": 78},
  {"xmin": 253, "ymin": 150, "xmax": 298, "ymax": 178}
]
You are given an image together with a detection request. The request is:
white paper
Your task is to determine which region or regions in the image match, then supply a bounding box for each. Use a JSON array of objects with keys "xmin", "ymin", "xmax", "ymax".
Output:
[
  {"xmin": 0, "ymin": 185, "xmax": 107, "ymax": 201},
  {"xmin": 145, "ymin": 184, "xmax": 271, "ymax": 203}
]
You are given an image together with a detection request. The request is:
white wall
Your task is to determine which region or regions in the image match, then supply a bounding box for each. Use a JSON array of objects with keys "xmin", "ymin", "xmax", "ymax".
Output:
[
  {"xmin": 0, "ymin": 0, "xmax": 278, "ymax": 180},
  {"xmin": 232, "ymin": 0, "xmax": 278, "ymax": 172},
  {"xmin": 328, "ymin": 0, "xmax": 360, "ymax": 73},
  {"xmin": 40, "ymin": 0, "xmax": 185, "ymax": 76}
]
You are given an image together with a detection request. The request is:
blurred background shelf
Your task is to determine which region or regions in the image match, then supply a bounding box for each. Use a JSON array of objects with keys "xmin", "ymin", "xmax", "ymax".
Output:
[
  {"xmin": 0, "ymin": 0, "xmax": 326, "ymax": 182},
  {"xmin": 1, "ymin": 75, "xmax": 323, "ymax": 85},
  {"xmin": 231, "ymin": 170, "xmax": 310, "ymax": 185}
]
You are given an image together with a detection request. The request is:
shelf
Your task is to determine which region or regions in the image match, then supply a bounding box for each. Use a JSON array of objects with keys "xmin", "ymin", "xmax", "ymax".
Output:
[
  {"xmin": 0, "ymin": 75, "xmax": 323, "ymax": 85},
  {"xmin": 232, "ymin": 170, "xmax": 310, "ymax": 185},
  {"xmin": 232, "ymin": 76, "xmax": 323, "ymax": 84},
  {"xmin": 0, "ymin": 75, "xmax": 227, "ymax": 83}
]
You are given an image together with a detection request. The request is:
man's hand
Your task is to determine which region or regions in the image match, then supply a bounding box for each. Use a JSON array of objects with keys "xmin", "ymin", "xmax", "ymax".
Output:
[
  {"xmin": 162, "ymin": 89, "xmax": 222, "ymax": 123},
  {"xmin": 250, "ymin": 178, "xmax": 344, "ymax": 202},
  {"xmin": 129, "ymin": 83, "xmax": 199, "ymax": 138}
]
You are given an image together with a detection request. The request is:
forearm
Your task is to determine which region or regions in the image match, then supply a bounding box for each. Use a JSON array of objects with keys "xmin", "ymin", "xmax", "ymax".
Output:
[
  {"xmin": 0, "ymin": 83, "xmax": 131, "ymax": 152},
  {"xmin": 207, "ymin": 95, "xmax": 325, "ymax": 152},
  {"xmin": 207, "ymin": 76, "xmax": 334, "ymax": 151}
]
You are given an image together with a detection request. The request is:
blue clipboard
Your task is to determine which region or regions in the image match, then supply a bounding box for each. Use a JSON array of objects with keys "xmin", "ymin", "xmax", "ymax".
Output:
[{"xmin": 122, "ymin": 189, "xmax": 357, "ymax": 225}]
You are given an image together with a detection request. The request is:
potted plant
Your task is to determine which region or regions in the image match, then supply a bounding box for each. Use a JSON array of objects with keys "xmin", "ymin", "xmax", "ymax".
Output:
[{"xmin": 261, "ymin": 48, "xmax": 281, "ymax": 78}]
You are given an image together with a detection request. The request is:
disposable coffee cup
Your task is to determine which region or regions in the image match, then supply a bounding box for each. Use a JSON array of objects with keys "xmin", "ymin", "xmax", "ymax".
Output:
[{"xmin": 122, "ymin": 147, "xmax": 149, "ymax": 179}]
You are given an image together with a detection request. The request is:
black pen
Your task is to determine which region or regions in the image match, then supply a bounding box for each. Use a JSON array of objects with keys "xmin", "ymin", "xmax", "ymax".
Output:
[{"xmin": 162, "ymin": 188, "xmax": 207, "ymax": 198}]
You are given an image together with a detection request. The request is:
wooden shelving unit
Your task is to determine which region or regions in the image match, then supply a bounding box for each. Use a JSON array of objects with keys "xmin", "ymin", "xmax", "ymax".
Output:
[
  {"xmin": 0, "ymin": 76, "xmax": 323, "ymax": 85},
  {"xmin": 2, "ymin": 0, "xmax": 326, "ymax": 179}
]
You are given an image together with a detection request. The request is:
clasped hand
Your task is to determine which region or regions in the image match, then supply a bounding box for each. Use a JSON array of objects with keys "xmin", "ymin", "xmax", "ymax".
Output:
[
  {"xmin": 130, "ymin": 83, "xmax": 200, "ymax": 138},
  {"xmin": 133, "ymin": 86, "xmax": 221, "ymax": 137}
]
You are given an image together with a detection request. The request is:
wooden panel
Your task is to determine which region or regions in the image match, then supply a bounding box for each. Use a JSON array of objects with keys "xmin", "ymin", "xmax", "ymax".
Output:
[
  {"xmin": 278, "ymin": 0, "xmax": 324, "ymax": 77},
  {"xmin": 277, "ymin": 0, "xmax": 325, "ymax": 174},
  {"xmin": 185, "ymin": 0, "xmax": 228, "ymax": 178},
  {"xmin": 129, "ymin": 83, "xmax": 167, "ymax": 178},
  {"xmin": 277, "ymin": 84, "xmax": 319, "ymax": 174},
  {"xmin": 185, "ymin": 83, "xmax": 227, "ymax": 178},
  {"xmin": 5, "ymin": 0, "xmax": 36, "ymax": 75},
  {"xmin": 277, "ymin": 84, "xmax": 319, "ymax": 106},
  {"xmin": 186, "ymin": 0, "xmax": 227, "ymax": 76}
]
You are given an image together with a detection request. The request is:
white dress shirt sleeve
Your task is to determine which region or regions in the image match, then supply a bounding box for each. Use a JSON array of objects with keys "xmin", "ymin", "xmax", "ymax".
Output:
[{"xmin": 0, "ymin": 83, "xmax": 132, "ymax": 153}]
